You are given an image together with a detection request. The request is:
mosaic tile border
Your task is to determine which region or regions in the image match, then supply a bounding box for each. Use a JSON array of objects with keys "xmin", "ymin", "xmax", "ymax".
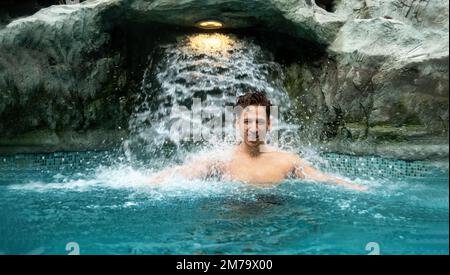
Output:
[{"xmin": 0, "ymin": 150, "xmax": 447, "ymax": 179}]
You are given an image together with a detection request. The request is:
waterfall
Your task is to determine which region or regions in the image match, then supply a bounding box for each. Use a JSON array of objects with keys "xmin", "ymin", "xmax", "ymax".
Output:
[{"xmin": 123, "ymin": 33, "xmax": 299, "ymax": 165}]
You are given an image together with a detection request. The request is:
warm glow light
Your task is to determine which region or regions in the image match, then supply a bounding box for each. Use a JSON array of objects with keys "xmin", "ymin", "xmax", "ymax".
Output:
[
  {"xmin": 188, "ymin": 33, "xmax": 235, "ymax": 56},
  {"xmin": 195, "ymin": 19, "xmax": 224, "ymax": 29}
]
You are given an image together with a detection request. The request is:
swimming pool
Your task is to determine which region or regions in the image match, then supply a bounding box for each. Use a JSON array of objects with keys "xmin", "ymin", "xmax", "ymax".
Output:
[{"xmin": 0, "ymin": 151, "xmax": 448, "ymax": 255}]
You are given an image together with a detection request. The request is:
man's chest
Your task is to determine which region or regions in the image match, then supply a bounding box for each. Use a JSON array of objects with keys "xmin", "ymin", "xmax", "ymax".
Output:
[{"xmin": 223, "ymin": 157, "xmax": 293, "ymax": 184}]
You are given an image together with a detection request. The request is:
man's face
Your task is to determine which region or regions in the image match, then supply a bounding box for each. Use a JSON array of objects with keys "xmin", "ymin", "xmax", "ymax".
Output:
[{"xmin": 236, "ymin": 105, "xmax": 271, "ymax": 148}]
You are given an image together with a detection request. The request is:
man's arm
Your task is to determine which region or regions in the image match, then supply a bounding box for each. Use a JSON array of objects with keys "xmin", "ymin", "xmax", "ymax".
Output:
[
  {"xmin": 147, "ymin": 155, "xmax": 218, "ymax": 184},
  {"xmin": 292, "ymin": 155, "xmax": 367, "ymax": 191}
]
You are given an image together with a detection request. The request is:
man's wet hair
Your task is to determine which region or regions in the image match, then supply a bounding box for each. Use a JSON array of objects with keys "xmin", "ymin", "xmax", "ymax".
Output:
[{"xmin": 235, "ymin": 91, "xmax": 272, "ymax": 120}]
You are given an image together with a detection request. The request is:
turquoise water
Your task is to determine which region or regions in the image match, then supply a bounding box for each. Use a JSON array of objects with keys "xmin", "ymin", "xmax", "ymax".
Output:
[{"xmin": 0, "ymin": 152, "xmax": 448, "ymax": 255}]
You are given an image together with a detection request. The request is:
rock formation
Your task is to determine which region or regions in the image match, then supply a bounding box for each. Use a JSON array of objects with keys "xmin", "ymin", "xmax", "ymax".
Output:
[{"xmin": 0, "ymin": 0, "xmax": 448, "ymax": 160}]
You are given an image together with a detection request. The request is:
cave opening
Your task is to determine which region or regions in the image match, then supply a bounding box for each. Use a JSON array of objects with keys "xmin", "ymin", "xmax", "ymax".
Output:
[
  {"xmin": 107, "ymin": 19, "xmax": 329, "ymax": 96},
  {"xmin": 104, "ymin": 19, "xmax": 331, "ymax": 159},
  {"xmin": 314, "ymin": 0, "xmax": 339, "ymax": 13}
]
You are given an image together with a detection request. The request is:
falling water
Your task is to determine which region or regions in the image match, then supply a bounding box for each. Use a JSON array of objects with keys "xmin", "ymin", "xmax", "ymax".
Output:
[{"xmin": 123, "ymin": 33, "xmax": 300, "ymax": 165}]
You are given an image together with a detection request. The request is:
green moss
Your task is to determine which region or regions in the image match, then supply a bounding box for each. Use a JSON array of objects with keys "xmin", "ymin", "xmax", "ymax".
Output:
[
  {"xmin": 283, "ymin": 63, "xmax": 306, "ymax": 98},
  {"xmin": 283, "ymin": 63, "xmax": 317, "ymax": 122},
  {"xmin": 368, "ymin": 124, "xmax": 435, "ymax": 142},
  {"xmin": 392, "ymin": 101, "xmax": 422, "ymax": 126},
  {"xmin": 343, "ymin": 123, "xmax": 368, "ymax": 141}
]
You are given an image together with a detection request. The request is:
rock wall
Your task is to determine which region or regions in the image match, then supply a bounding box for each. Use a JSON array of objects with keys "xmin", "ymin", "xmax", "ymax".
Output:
[
  {"xmin": 0, "ymin": 0, "xmax": 448, "ymax": 159},
  {"xmin": 284, "ymin": 0, "xmax": 449, "ymax": 159},
  {"xmin": 0, "ymin": 0, "xmax": 131, "ymax": 153}
]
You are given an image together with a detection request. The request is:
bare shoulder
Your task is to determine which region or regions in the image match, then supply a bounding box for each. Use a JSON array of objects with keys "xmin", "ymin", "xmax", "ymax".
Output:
[
  {"xmin": 284, "ymin": 151, "xmax": 304, "ymax": 165},
  {"xmin": 266, "ymin": 150, "xmax": 304, "ymax": 165},
  {"xmin": 184, "ymin": 148, "xmax": 232, "ymax": 168}
]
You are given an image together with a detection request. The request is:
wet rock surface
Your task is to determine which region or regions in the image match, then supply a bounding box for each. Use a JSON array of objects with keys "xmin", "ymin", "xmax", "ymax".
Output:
[{"xmin": 0, "ymin": 0, "xmax": 448, "ymax": 159}]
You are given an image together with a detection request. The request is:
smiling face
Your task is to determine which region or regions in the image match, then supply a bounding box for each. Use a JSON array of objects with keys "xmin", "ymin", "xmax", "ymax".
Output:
[{"xmin": 236, "ymin": 105, "xmax": 271, "ymax": 148}]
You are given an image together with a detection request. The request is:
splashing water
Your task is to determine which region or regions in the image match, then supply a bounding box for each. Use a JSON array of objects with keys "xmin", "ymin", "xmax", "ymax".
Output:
[{"xmin": 123, "ymin": 33, "xmax": 298, "ymax": 164}]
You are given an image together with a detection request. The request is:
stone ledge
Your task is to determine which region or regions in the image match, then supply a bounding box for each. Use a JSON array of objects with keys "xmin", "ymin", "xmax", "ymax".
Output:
[{"xmin": 0, "ymin": 129, "xmax": 128, "ymax": 154}]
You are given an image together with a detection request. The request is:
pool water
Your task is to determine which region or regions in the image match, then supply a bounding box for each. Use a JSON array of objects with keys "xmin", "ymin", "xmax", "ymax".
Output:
[{"xmin": 0, "ymin": 151, "xmax": 448, "ymax": 255}]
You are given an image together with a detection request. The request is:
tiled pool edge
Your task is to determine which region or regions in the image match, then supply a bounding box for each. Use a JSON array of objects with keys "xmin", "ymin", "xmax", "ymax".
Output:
[
  {"xmin": 317, "ymin": 152, "xmax": 448, "ymax": 179},
  {"xmin": 1, "ymin": 150, "xmax": 448, "ymax": 179}
]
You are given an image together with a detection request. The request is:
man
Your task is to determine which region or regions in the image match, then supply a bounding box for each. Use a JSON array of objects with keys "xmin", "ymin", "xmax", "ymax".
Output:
[{"xmin": 147, "ymin": 91, "xmax": 367, "ymax": 191}]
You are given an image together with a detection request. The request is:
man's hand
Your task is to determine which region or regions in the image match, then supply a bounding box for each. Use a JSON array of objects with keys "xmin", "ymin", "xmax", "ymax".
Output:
[
  {"xmin": 146, "ymin": 169, "xmax": 172, "ymax": 185},
  {"xmin": 292, "ymin": 156, "xmax": 368, "ymax": 192},
  {"xmin": 146, "ymin": 155, "xmax": 220, "ymax": 184},
  {"xmin": 333, "ymin": 178, "xmax": 368, "ymax": 192}
]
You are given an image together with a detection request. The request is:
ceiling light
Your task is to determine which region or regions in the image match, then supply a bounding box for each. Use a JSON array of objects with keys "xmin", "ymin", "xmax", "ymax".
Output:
[{"xmin": 195, "ymin": 19, "xmax": 224, "ymax": 30}]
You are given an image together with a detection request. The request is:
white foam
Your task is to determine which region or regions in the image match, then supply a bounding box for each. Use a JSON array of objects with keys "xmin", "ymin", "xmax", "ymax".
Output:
[{"xmin": 6, "ymin": 162, "xmax": 252, "ymax": 200}]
